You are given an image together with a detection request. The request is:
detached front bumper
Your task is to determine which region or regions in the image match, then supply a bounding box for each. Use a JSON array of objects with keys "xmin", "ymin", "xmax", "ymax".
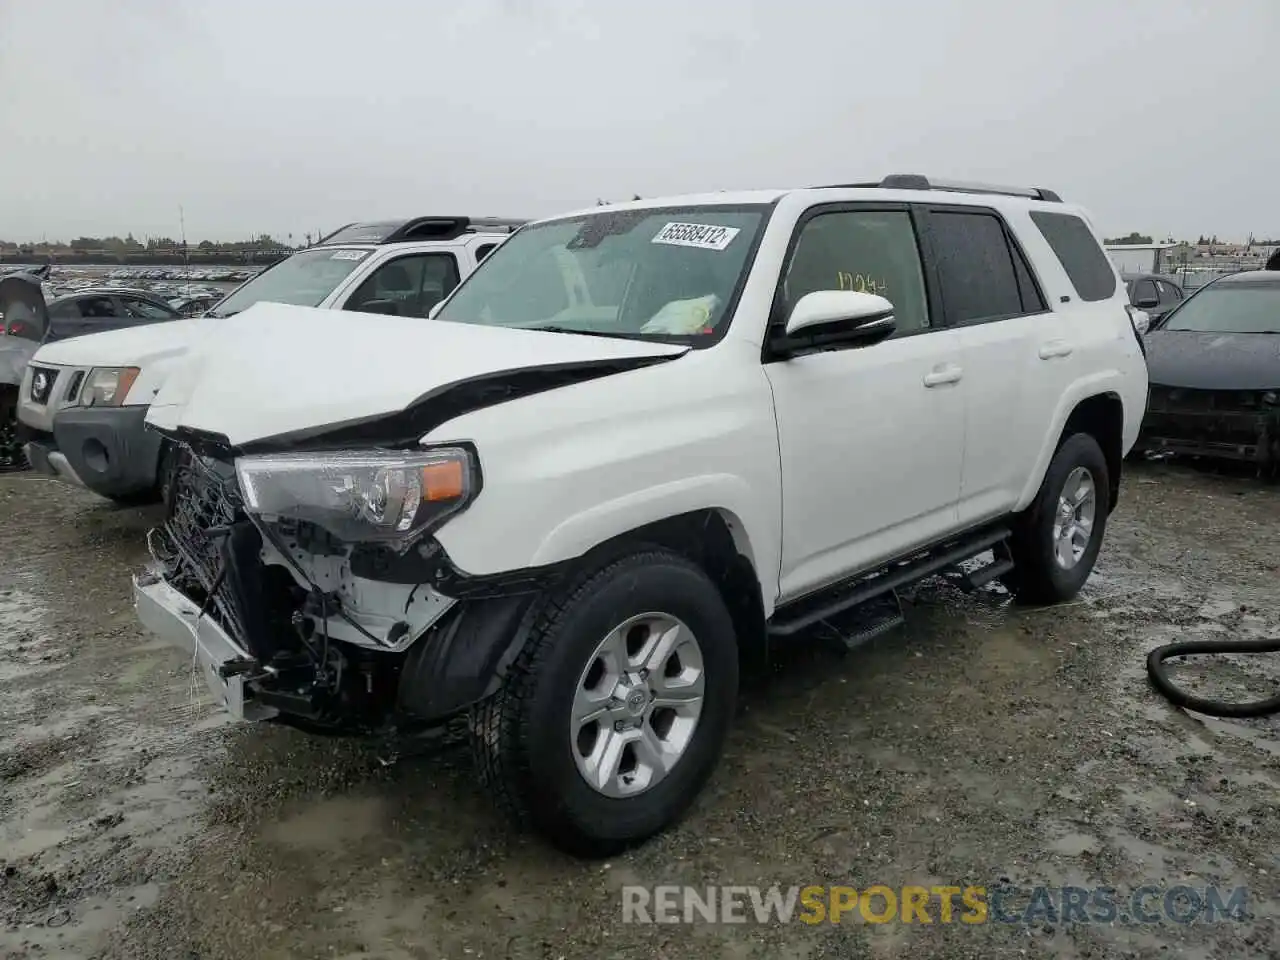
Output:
[
  {"xmin": 1138, "ymin": 389, "xmax": 1280, "ymax": 465},
  {"xmin": 24, "ymin": 404, "xmax": 164, "ymax": 498},
  {"xmin": 133, "ymin": 568, "xmax": 278, "ymax": 722}
]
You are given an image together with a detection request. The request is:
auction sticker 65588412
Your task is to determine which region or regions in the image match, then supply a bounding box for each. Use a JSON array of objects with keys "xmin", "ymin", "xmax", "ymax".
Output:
[{"xmin": 652, "ymin": 222, "xmax": 741, "ymax": 251}]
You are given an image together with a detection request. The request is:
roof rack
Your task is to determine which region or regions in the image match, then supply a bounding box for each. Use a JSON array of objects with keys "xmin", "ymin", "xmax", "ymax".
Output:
[
  {"xmin": 822, "ymin": 174, "xmax": 1062, "ymax": 203},
  {"xmin": 316, "ymin": 216, "xmax": 527, "ymax": 247}
]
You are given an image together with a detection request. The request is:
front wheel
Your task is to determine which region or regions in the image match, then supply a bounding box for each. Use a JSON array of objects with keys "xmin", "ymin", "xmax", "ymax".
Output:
[
  {"xmin": 470, "ymin": 548, "xmax": 739, "ymax": 857},
  {"xmin": 1006, "ymin": 432, "xmax": 1110, "ymax": 605}
]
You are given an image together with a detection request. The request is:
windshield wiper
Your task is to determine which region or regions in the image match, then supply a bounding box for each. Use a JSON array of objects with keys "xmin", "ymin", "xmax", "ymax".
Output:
[{"xmin": 523, "ymin": 325, "xmax": 646, "ymax": 340}]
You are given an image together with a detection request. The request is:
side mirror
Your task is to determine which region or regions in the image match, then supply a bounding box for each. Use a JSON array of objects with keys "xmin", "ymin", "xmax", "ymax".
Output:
[
  {"xmin": 1134, "ymin": 295, "xmax": 1159, "ymax": 310},
  {"xmin": 353, "ymin": 299, "xmax": 399, "ymax": 316},
  {"xmin": 781, "ymin": 290, "xmax": 896, "ymax": 350}
]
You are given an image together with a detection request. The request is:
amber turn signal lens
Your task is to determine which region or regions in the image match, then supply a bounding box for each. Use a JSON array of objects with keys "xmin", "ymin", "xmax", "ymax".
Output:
[{"xmin": 421, "ymin": 459, "xmax": 466, "ymax": 501}]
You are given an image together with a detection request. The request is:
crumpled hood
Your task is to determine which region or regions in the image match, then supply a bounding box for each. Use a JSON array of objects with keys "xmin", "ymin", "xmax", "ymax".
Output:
[
  {"xmin": 32, "ymin": 316, "xmax": 209, "ymax": 368},
  {"xmin": 1145, "ymin": 330, "xmax": 1280, "ymax": 390},
  {"xmin": 146, "ymin": 302, "xmax": 688, "ymax": 447}
]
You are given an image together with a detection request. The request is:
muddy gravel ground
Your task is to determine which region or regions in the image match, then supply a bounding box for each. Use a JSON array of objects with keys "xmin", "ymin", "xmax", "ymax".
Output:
[{"xmin": 2, "ymin": 463, "xmax": 1279, "ymax": 960}]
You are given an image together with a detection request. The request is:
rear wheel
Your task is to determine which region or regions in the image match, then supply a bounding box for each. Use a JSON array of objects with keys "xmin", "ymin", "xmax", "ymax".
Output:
[
  {"xmin": 1006, "ymin": 432, "xmax": 1110, "ymax": 605},
  {"xmin": 470, "ymin": 548, "xmax": 739, "ymax": 857}
]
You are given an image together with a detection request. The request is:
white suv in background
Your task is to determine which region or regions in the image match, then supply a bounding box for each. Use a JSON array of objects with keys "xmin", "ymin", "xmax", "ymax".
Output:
[
  {"xmin": 134, "ymin": 176, "xmax": 1148, "ymax": 856},
  {"xmin": 17, "ymin": 216, "xmax": 522, "ymax": 503}
]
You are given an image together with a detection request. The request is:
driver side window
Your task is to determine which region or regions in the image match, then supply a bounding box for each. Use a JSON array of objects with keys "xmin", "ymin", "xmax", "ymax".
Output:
[
  {"xmin": 782, "ymin": 210, "xmax": 930, "ymax": 334},
  {"xmin": 120, "ymin": 297, "xmax": 175, "ymax": 321},
  {"xmin": 343, "ymin": 254, "xmax": 461, "ymax": 317}
]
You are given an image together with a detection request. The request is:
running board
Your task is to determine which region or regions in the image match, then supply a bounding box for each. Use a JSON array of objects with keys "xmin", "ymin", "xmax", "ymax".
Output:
[
  {"xmin": 768, "ymin": 525, "xmax": 1011, "ymax": 639},
  {"xmin": 947, "ymin": 555, "xmax": 1015, "ymax": 593},
  {"xmin": 816, "ymin": 592, "xmax": 905, "ymax": 652}
]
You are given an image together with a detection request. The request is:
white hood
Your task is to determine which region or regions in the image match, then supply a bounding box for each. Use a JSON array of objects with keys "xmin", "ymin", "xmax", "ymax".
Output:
[
  {"xmin": 33, "ymin": 317, "xmax": 209, "ymax": 368},
  {"xmin": 146, "ymin": 302, "xmax": 687, "ymax": 446}
]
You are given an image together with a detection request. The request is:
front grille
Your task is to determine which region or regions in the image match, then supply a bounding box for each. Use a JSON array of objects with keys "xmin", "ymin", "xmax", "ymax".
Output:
[
  {"xmin": 151, "ymin": 451, "xmax": 252, "ymax": 648},
  {"xmin": 64, "ymin": 371, "xmax": 85, "ymax": 404},
  {"xmin": 1147, "ymin": 386, "xmax": 1262, "ymax": 414},
  {"xmin": 28, "ymin": 366, "xmax": 57, "ymax": 404}
]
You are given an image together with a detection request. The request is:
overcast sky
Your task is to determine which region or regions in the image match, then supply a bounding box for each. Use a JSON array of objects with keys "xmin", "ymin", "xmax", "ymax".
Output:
[{"xmin": 0, "ymin": 0, "xmax": 1276, "ymax": 243}]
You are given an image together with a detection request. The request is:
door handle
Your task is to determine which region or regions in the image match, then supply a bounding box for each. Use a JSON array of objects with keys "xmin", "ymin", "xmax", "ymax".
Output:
[
  {"xmin": 1039, "ymin": 340, "xmax": 1074, "ymax": 360},
  {"xmin": 923, "ymin": 364, "xmax": 963, "ymax": 388}
]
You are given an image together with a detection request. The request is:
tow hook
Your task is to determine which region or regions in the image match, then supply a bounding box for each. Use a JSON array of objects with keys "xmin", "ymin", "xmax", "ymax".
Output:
[{"xmin": 217, "ymin": 657, "xmax": 260, "ymax": 680}]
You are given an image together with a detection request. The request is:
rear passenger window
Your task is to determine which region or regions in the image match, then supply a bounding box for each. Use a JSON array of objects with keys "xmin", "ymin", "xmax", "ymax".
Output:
[
  {"xmin": 782, "ymin": 210, "xmax": 930, "ymax": 333},
  {"xmin": 928, "ymin": 211, "xmax": 1024, "ymax": 323},
  {"xmin": 1029, "ymin": 211, "xmax": 1117, "ymax": 302}
]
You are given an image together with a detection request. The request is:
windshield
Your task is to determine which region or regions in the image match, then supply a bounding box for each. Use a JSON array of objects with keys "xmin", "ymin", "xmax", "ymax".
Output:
[
  {"xmin": 432, "ymin": 206, "xmax": 767, "ymax": 340},
  {"xmin": 1161, "ymin": 283, "xmax": 1280, "ymax": 334},
  {"xmin": 207, "ymin": 247, "xmax": 371, "ymax": 317}
]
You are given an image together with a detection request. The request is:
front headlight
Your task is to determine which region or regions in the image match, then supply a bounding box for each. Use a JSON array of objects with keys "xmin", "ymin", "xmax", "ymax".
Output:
[
  {"xmin": 235, "ymin": 447, "xmax": 479, "ymax": 548},
  {"xmin": 82, "ymin": 366, "xmax": 141, "ymax": 407}
]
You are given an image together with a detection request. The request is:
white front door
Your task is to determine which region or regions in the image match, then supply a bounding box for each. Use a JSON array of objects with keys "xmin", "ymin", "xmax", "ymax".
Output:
[{"xmin": 763, "ymin": 205, "xmax": 965, "ymax": 602}]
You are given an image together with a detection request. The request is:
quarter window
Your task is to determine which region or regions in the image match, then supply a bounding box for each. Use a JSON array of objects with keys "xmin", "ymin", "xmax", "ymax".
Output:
[
  {"xmin": 782, "ymin": 210, "xmax": 930, "ymax": 333},
  {"xmin": 1029, "ymin": 211, "xmax": 1117, "ymax": 302}
]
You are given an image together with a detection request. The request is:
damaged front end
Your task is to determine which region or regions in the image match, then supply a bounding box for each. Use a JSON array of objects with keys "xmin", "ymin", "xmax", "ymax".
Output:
[
  {"xmin": 134, "ymin": 443, "xmax": 550, "ymax": 733},
  {"xmin": 1138, "ymin": 386, "xmax": 1280, "ymax": 470}
]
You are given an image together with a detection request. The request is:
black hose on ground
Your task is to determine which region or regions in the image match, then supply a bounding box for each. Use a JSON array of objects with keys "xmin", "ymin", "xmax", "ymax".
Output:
[{"xmin": 1147, "ymin": 637, "xmax": 1280, "ymax": 718}]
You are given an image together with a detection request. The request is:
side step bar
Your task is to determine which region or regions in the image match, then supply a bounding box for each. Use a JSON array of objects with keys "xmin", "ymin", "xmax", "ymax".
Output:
[
  {"xmin": 814, "ymin": 592, "xmax": 905, "ymax": 653},
  {"xmin": 768, "ymin": 525, "xmax": 1011, "ymax": 639}
]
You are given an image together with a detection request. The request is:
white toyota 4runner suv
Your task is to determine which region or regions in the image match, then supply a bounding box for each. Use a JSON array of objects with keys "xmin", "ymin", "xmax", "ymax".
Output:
[
  {"xmin": 17, "ymin": 216, "xmax": 521, "ymax": 504},
  {"xmin": 134, "ymin": 176, "xmax": 1148, "ymax": 856}
]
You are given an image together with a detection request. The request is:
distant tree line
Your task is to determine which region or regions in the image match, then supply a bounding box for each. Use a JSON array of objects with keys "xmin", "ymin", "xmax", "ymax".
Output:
[
  {"xmin": 1103, "ymin": 232, "xmax": 1153, "ymax": 245},
  {"xmin": 0, "ymin": 232, "xmax": 295, "ymax": 255}
]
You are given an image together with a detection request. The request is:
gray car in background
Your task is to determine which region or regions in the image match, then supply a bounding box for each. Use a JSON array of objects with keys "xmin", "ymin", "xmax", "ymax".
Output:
[
  {"xmin": 1, "ymin": 274, "xmax": 179, "ymax": 471},
  {"xmin": 1123, "ymin": 272, "xmax": 1185, "ymax": 328}
]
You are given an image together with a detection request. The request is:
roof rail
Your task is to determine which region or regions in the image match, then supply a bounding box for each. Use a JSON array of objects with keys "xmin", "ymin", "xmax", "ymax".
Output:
[
  {"xmin": 316, "ymin": 216, "xmax": 527, "ymax": 247},
  {"xmin": 820, "ymin": 175, "xmax": 1061, "ymax": 202}
]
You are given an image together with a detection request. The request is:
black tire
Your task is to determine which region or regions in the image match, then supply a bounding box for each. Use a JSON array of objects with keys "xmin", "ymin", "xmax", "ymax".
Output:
[
  {"xmin": 157, "ymin": 441, "xmax": 180, "ymax": 512},
  {"xmin": 470, "ymin": 548, "xmax": 739, "ymax": 857},
  {"xmin": 1006, "ymin": 432, "xmax": 1110, "ymax": 605},
  {"xmin": 103, "ymin": 442, "xmax": 178, "ymax": 508},
  {"xmin": 0, "ymin": 387, "xmax": 25, "ymax": 473}
]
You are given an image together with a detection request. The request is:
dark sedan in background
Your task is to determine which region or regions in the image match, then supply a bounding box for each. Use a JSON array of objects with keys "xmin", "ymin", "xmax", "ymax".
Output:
[
  {"xmin": 1137, "ymin": 270, "xmax": 1280, "ymax": 472},
  {"xmin": 1123, "ymin": 272, "xmax": 1184, "ymax": 327}
]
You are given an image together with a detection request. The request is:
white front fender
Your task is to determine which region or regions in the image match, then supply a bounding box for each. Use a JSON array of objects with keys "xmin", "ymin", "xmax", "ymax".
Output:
[{"xmin": 425, "ymin": 344, "xmax": 784, "ymax": 614}]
